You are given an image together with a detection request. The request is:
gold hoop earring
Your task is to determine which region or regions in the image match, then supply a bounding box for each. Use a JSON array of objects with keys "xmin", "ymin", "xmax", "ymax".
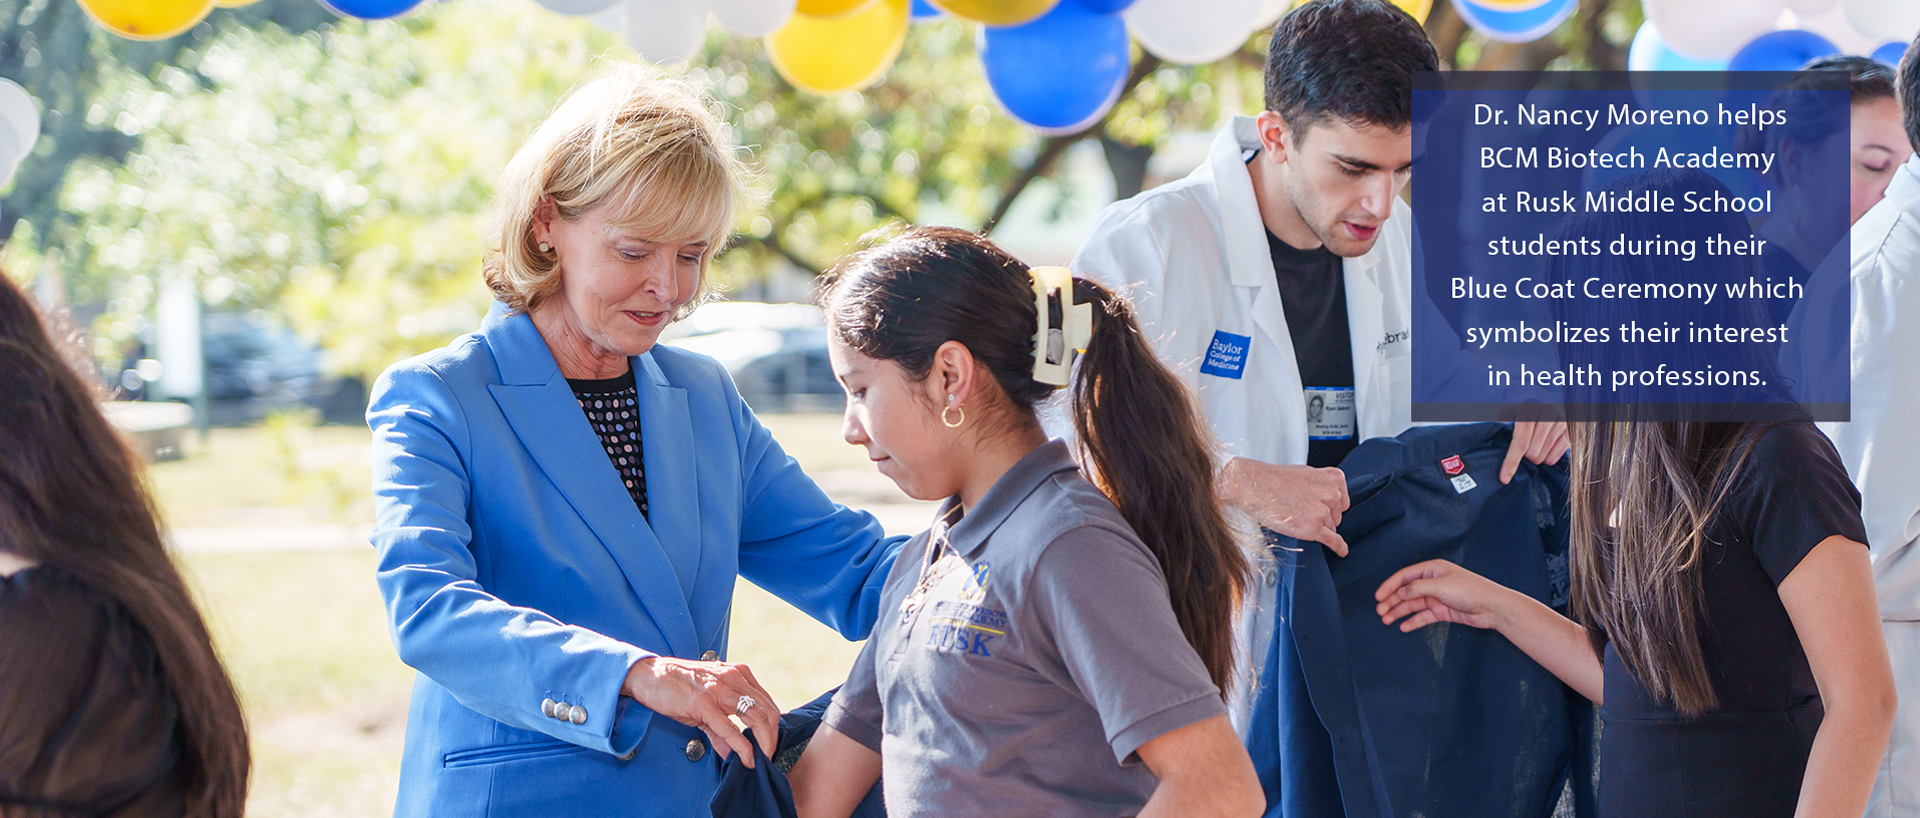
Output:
[{"xmin": 941, "ymin": 404, "xmax": 965, "ymax": 429}]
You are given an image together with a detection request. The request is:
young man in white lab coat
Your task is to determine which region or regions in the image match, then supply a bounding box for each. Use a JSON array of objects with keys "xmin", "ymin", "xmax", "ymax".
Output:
[
  {"xmin": 1808, "ymin": 39, "xmax": 1920, "ymax": 818},
  {"xmin": 1071, "ymin": 0, "xmax": 1566, "ymax": 721}
]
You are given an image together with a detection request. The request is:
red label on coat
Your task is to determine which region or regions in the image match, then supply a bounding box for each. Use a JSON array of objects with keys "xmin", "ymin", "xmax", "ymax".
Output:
[{"xmin": 1441, "ymin": 455, "xmax": 1465, "ymax": 475}]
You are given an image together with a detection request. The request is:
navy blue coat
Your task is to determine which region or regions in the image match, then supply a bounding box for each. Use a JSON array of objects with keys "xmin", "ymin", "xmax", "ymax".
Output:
[{"xmin": 1246, "ymin": 423, "xmax": 1596, "ymax": 818}]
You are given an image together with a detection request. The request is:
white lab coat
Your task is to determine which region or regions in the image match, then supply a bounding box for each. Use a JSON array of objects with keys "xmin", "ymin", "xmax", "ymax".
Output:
[
  {"xmin": 1788, "ymin": 154, "xmax": 1920, "ymax": 622},
  {"xmin": 1070, "ymin": 116, "xmax": 1419, "ymax": 470},
  {"xmin": 1071, "ymin": 117, "xmax": 1428, "ymax": 727},
  {"xmin": 1789, "ymin": 154, "xmax": 1920, "ymax": 817}
]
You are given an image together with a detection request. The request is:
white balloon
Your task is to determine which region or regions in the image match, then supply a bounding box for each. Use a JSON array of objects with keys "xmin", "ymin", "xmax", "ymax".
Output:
[
  {"xmin": 1250, "ymin": 0, "xmax": 1288, "ymax": 31},
  {"xmin": 535, "ymin": 0, "xmax": 624, "ymax": 15},
  {"xmin": 1642, "ymin": 0, "xmax": 1784, "ymax": 60},
  {"xmin": 1126, "ymin": 0, "xmax": 1262, "ymax": 65},
  {"xmin": 1784, "ymin": 0, "xmax": 1837, "ymax": 14},
  {"xmin": 587, "ymin": 2, "xmax": 625, "ymax": 31},
  {"xmin": 0, "ymin": 79, "xmax": 39, "ymax": 185},
  {"xmin": 1842, "ymin": 0, "xmax": 1920, "ymax": 45},
  {"xmin": 1795, "ymin": 4, "xmax": 1878, "ymax": 54},
  {"xmin": 627, "ymin": 0, "xmax": 707, "ymax": 63},
  {"xmin": 708, "ymin": 0, "xmax": 794, "ymax": 36}
]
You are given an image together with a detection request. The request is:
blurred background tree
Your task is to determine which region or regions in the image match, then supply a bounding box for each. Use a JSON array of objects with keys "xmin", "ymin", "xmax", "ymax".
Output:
[{"xmin": 6, "ymin": 0, "xmax": 1638, "ymax": 387}]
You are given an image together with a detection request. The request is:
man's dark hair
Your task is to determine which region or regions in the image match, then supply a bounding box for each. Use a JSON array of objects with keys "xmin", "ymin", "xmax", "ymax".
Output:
[
  {"xmin": 1264, "ymin": 0, "xmax": 1438, "ymax": 140},
  {"xmin": 1900, "ymin": 35, "xmax": 1920, "ymax": 153}
]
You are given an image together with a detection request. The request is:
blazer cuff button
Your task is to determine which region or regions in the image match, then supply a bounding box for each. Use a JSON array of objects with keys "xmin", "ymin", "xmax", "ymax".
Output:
[
  {"xmin": 541, "ymin": 698, "xmax": 557, "ymax": 719},
  {"xmin": 568, "ymin": 705, "xmax": 588, "ymax": 725}
]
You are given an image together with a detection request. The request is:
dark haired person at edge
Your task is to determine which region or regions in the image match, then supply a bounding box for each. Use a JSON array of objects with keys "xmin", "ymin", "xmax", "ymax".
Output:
[
  {"xmin": 1071, "ymin": 0, "xmax": 1568, "ymax": 726},
  {"xmin": 1783, "ymin": 35, "xmax": 1920, "ymax": 817},
  {"xmin": 786, "ymin": 227, "xmax": 1263, "ymax": 818},
  {"xmin": 1375, "ymin": 169, "xmax": 1896, "ymax": 818},
  {"xmin": 0, "ymin": 273, "xmax": 251, "ymax": 817},
  {"xmin": 1740, "ymin": 55, "xmax": 1907, "ymax": 326}
]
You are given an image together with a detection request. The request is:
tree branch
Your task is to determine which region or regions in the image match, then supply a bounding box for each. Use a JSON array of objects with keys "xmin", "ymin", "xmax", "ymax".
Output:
[{"xmin": 978, "ymin": 53, "xmax": 1164, "ymax": 234}]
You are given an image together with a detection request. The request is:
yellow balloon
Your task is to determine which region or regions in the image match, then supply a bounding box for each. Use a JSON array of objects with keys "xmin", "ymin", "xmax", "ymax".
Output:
[
  {"xmin": 1291, "ymin": 0, "xmax": 1433, "ymax": 23},
  {"xmin": 796, "ymin": 0, "xmax": 878, "ymax": 16},
  {"xmin": 768, "ymin": 0, "xmax": 910, "ymax": 94},
  {"xmin": 928, "ymin": 0, "xmax": 1057, "ymax": 26},
  {"xmin": 76, "ymin": 0, "xmax": 216, "ymax": 40}
]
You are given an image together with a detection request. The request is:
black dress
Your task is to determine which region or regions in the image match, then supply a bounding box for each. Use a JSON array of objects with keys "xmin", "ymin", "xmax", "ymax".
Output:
[
  {"xmin": 1597, "ymin": 423, "xmax": 1869, "ymax": 818},
  {"xmin": 0, "ymin": 564, "xmax": 189, "ymax": 816}
]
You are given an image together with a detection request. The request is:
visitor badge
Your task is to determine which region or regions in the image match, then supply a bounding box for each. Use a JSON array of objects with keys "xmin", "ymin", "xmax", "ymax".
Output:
[{"xmin": 1304, "ymin": 386, "xmax": 1355, "ymax": 440}]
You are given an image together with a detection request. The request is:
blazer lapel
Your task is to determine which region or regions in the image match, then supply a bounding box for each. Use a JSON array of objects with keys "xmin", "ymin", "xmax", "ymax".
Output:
[
  {"xmin": 482, "ymin": 308, "xmax": 701, "ymax": 659},
  {"xmin": 633, "ymin": 354, "xmax": 704, "ymax": 615}
]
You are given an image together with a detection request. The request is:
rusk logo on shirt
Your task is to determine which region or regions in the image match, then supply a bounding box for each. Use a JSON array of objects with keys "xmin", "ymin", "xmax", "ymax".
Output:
[{"xmin": 1441, "ymin": 455, "xmax": 1466, "ymax": 475}]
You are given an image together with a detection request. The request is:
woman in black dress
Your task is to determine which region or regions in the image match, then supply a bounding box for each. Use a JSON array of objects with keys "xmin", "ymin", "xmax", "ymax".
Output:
[
  {"xmin": 1373, "ymin": 168, "xmax": 1897, "ymax": 817},
  {"xmin": 0, "ymin": 273, "xmax": 250, "ymax": 816}
]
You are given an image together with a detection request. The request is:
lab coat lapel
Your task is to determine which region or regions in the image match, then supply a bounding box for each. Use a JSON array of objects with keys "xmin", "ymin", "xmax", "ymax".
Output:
[
  {"xmin": 1213, "ymin": 117, "xmax": 1307, "ymax": 459},
  {"xmin": 1346, "ymin": 252, "xmax": 1384, "ymax": 437},
  {"xmin": 482, "ymin": 308, "xmax": 701, "ymax": 659}
]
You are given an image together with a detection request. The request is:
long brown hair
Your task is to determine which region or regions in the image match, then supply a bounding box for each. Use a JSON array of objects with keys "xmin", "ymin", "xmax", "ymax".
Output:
[
  {"xmin": 1567, "ymin": 419, "xmax": 1770, "ymax": 714},
  {"xmin": 820, "ymin": 227, "xmax": 1248, "ymax": 694},
  {"xmin": 0, "ymin": 275, "xmax": 250, "ymax": 816}
]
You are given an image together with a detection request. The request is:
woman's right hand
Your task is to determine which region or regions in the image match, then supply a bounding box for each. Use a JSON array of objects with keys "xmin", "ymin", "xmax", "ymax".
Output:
[
  {"xmin": 1374, "ymin": 559, "xmax": 1515, "ymax": 632},
  {"xmin": 623, "ymin": 656, "xmax": 780, "ymax": 767}
]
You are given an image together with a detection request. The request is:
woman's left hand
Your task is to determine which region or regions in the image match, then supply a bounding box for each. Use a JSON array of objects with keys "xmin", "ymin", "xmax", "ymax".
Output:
[{"xmin": 623, "ymin": 656, "xmax": 781, "ymax": 767}]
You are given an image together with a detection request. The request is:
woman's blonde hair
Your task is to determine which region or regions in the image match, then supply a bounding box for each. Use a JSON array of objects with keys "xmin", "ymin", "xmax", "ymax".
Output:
[{"xmin": 485, "ymin": 62, "xmax": 747, "ymax": 314}]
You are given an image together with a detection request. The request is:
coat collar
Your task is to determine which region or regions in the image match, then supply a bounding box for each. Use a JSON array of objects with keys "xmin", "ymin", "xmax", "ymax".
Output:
[
  {"xmin": 934, "ymin": 439, "xmax": 1080, "ymax": 559},
  {"xmin": 479, "ymin": 301, "xmax": 703, "ymax": 658},
  {"xmin": 1888, "ymin": 154, "xmax": 1920, "ymax": 214}
]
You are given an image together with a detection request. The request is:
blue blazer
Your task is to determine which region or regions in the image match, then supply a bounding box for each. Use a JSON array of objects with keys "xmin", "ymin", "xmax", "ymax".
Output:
[{"xmin": 367, "ymin": 305, "xmax": 901, "ymax": 817}]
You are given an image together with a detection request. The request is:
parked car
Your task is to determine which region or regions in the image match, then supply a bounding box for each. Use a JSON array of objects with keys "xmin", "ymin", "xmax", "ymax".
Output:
[{"xmin": 661, "ymin": 301, "xmax": 844, "ymax": 413}]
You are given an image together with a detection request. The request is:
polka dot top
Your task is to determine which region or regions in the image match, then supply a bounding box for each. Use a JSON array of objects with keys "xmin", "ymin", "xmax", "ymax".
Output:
[{"xmin": 568, "ymin": 370, "xmax": 648, "ymax": 520}]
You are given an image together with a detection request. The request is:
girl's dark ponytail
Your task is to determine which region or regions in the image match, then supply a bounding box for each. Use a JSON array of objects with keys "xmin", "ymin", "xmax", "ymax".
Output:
[
  {"xmin": 821, "ymin": 225, "xmax": 1246, "ymax": 695},
  {"xmin": 1068, "ymin": 278, "xmax": 1247, "ymax": 694}
]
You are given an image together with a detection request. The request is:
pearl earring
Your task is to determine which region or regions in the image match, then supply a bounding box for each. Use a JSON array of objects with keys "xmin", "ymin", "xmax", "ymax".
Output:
[{"xmin": 538, "ymin": 242, "xmax": 551, "ymax": 253}]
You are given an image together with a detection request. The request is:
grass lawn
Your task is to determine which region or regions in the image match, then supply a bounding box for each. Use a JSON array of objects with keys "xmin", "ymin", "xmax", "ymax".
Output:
[{"xmin": 158, "ymin": 412, "xmax": 882, "ymax": 816}]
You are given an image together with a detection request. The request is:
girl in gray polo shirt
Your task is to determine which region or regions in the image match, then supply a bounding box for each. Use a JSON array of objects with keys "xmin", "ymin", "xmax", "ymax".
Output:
[{"xmin": 788, "ymin": 227, "xmax": 1264, "ymax": 818}]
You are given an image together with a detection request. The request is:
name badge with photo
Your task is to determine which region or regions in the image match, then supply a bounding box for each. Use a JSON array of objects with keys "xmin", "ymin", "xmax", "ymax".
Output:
[{"xmin": 1304, "ymin": 386, "xmax": 1355, "ymax": 441}]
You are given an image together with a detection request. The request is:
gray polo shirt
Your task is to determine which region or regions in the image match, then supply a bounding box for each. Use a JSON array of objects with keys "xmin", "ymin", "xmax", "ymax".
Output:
[{"xmin": 824, "ymin": 439, "xmax": 1227, "ymax": 817}]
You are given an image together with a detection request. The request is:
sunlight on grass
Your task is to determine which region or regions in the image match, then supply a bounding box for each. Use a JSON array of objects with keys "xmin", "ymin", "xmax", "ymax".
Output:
[{"xmin": 164, "ymin": 413, "xmax": 881, "ymax": 816}]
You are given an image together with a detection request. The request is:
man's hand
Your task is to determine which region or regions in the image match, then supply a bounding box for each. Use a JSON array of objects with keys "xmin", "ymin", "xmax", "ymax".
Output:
[
  {"xmin": 1501, "ymin": 421, "xmax": 1569, "ymax": 484},
  {"xmin": 1217, "ymin": 457, "xmax": 1351, "ymax": 556}
]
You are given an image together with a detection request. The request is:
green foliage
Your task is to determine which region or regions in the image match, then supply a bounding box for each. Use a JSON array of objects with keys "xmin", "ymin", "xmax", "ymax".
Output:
[{"xmin": 33, "ymin": 0, "xmax": 1273, "ymax": 381}]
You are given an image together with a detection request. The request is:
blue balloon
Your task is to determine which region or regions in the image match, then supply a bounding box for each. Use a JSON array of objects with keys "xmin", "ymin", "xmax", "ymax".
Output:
[
  {"xmin": 1873, "ymin": 41, "xmax": 1907, "ymax": 67},
  {"xmin": 321, "ymin": 0, "xmax": 427, "ymax": 19},
  {"xmin": 1727, "ymin": 29, "xmax": 1838, "ymax": 72},
  {"xmin": 911, "ymin": 0, "xmax": 943, "ymax": 18},
  {"xmin": 1070, "ymin": 0, "xmax": 1136, "ymax": 12},
  {"xmin": 1451, "ymin": 0, "xmax": 1576, "ymax": 44},
  {"xmin": 981, "ymin": 1, "xmax": 1130, "ymax": 133}
]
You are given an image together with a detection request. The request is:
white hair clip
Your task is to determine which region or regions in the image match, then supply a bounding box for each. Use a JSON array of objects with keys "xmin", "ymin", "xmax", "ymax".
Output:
[{"xmin": 1029, "ymin": 266, "xmax": 1092, "ymax": 387}]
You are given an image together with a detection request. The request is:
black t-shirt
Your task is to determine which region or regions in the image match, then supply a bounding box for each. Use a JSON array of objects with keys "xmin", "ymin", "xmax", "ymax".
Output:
[
  {"xmin": 568, "ymin": 369, "xmax": 649, "ymax": 520},
  {"xmin": 1267, "ymin": 230, "xmax": 1356, "ymax": 468},
  {"xmin": 1596, "ymin": 422, "xmax": 1869, "ymax": 818}
]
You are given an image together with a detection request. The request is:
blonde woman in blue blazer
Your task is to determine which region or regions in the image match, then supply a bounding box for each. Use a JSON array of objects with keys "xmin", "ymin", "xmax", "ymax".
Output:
[{"xmin": 367, "ymin": 65, "xmax": 902, "ymax": 817}]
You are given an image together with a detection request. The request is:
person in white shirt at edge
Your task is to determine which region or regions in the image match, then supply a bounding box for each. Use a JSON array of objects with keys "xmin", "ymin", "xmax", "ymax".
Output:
[
  {"xmin": 1071, "ymin": 0, "xmax": 1567, "ymax": 724},
  {"xmin": 1786, "ymin": 33, "xmax": 1920, "ymax": 818}
]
